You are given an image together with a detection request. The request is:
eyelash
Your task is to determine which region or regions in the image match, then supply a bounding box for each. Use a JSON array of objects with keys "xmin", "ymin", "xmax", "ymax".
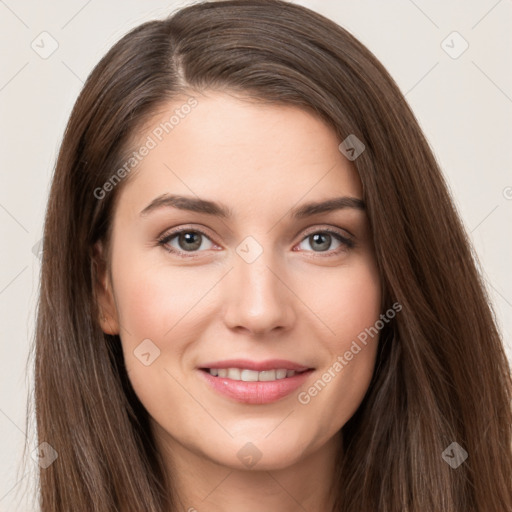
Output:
[{"xmin": 156, "ymin": 225, "xmax": 355, "ymax": 259}]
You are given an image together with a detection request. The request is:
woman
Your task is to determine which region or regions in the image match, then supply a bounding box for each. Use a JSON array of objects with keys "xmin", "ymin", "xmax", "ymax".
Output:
[{"xmin": 33, "ymin": 0, "xmax": 512, "ymax": 510}]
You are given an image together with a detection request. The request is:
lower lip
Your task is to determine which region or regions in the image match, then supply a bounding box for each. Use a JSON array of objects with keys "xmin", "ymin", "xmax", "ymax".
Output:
[{"xmin": 198, "ymin": 369, "xmax": 314, "ymax": 404}]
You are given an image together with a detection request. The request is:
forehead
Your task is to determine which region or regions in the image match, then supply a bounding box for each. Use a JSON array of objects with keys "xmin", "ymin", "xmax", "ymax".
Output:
[{"xmin": 115, "ymin": 92, "xmax": 362, "ymax": 220}]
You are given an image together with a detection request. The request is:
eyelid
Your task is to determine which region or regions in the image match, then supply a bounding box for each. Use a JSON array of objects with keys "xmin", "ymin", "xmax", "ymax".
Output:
[
  {"xmin": 299, "ymin": 224, "xmax": 354, "ymax": 240},
  {"xmin": 157, "ymin": 224, "xmax": 217, "ymax": 242}
]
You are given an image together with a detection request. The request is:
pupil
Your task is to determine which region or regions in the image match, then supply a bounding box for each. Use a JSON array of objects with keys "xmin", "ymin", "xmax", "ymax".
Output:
[
  {"xmin": 311, "ymin": 233, "xmax": 330, "ymax": 251},
  {"xmin": 179, "ymin": 232, "xmax": 201, "ymax": 251}
]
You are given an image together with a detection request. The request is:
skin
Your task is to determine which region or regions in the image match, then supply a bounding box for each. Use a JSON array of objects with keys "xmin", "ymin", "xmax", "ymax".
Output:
[{"xmin": 95, "ymin": 91, "xmax": 382, "ymax": 512}]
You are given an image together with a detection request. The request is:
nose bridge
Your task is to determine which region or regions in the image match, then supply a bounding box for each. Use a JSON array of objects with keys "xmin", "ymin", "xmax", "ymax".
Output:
[{"xmin": 222, "ymin": 235, "xmax": 295, "ymax": 333}]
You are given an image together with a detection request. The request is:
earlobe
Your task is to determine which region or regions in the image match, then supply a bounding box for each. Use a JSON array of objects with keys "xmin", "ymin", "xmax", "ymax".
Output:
[
  {"xmin": 92, "ymin": 241, "xmax": 120, "ymax": 335},
  {"xmin": 98, "ymin": 305, "xmax": 120, "ymax": 336}
]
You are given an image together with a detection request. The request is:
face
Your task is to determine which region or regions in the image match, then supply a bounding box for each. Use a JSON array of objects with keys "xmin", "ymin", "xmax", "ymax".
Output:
[{"xmin": 95, "ymin": 91, "xmax": 381, "ymax": 472}]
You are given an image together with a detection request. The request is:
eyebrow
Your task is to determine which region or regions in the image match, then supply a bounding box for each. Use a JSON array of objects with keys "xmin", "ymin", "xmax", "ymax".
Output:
[{"xmin": 139, "ymin": 193, "xmax": 365, "ymax": 219}]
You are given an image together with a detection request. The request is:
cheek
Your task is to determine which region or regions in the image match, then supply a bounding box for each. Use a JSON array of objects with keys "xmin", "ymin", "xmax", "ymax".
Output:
[
  {"xmin": 110, "ymin": 248, "xmax": 230, "ymax": 408},
  {"xmin": 111, "ymin": 257, "xmax": 200, "ymax": 420},
  {"xmin": 112, "ymin": 250, "xmax": 210, "ymax": 343},
  {"xmin": 297, "ymin": 254, "xmax": 381, "ymax": 342},
  {"xmin": 294, "ymin": 255, "xmax": 381, "ymax": 428}
]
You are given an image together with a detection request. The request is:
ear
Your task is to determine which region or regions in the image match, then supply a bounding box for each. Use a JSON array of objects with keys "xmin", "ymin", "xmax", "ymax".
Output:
[{"xmin": 92, "ymin": 240, "xmax": 120, "ymax": 335}]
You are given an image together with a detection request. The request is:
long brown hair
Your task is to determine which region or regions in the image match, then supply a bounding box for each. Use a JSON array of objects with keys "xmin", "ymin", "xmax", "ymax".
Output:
[{"xmin": 32, "ymin": 1, "xmax": 512, "ymax": 510}]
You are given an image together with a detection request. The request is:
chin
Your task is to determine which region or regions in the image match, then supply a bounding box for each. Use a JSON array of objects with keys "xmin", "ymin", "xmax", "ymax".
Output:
[{"xmin": 205, "ymin": 437, "xmax": 312, "ymax": 472}]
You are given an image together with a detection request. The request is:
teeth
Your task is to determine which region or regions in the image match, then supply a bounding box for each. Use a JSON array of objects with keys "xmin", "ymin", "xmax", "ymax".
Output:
[
  {"xmin": 227, "ymin": 368, "xmax": 241, "ymax": 380},
  {"xmin": 207, "ymin": 368, "xmax": 299, "ymax": 381},
  {"xmin": 241, "ymin": 369, "xmax": 259, "ymax": 381},
  {"xmin": 259, "ymin": 370, "xmax": 277, "ymax": 381}
]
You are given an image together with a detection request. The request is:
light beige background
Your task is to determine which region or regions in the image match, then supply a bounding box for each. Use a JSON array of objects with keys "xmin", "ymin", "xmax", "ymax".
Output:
[{"xmin": 1, "ymin": 0, "xmax": 511, "ymax": 509}]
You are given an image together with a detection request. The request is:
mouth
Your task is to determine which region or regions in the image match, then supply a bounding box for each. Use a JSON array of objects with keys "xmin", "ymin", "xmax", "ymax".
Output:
[
  {"xmin": 199, "ymin": 367, "xmax": 310, "ymax": 381},
  {"xmin": 198, "ymin": 358, "xmax": 313, "ymax": 380},
  {"xmin": 197, "ymin": 359, "xmax": 315, "ymax": 404}
]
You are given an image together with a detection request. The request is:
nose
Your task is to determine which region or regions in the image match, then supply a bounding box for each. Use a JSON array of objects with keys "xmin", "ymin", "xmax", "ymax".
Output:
[{"xmin": 222, "ymin": 248, "xmax": 296, "ymax": 336}]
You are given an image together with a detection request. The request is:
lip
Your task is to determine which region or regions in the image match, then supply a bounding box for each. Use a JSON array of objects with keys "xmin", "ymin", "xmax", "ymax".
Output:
[
  {"xmin": 197, "ymin": 360, "xmax": 315, "ymax": 405},
  {"xmin": 198, "ymin": 359, "xmax": 312, "ymax": 372}
]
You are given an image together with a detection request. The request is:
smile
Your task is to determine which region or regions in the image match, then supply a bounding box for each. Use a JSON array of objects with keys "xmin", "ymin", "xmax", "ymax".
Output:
[
  {"xmin": 203, "ymin": 367, "xmax": 304, "ymax": 381},
  {"xmin": 197, "ymin": 365, "xmax": 314, "ymax": 404}
]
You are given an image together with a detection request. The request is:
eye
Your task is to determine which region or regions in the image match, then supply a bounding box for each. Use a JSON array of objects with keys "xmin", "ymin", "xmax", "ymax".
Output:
[
  {"xmin": 157, "ymin": 226, "xmax": 355, "ymax": 258},
  {"xmin": 157, "ymin": 228, "xmax": 216, "ymax": 256},
  {"xmin": 296, "ymin": 228, "xmax": 354, "ymax": 255}
]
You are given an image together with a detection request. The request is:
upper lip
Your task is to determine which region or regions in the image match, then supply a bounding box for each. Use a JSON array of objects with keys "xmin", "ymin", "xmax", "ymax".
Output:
[{"xmin": 199, "ymin": 359, "xmax": 313, "ymax": 372}]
